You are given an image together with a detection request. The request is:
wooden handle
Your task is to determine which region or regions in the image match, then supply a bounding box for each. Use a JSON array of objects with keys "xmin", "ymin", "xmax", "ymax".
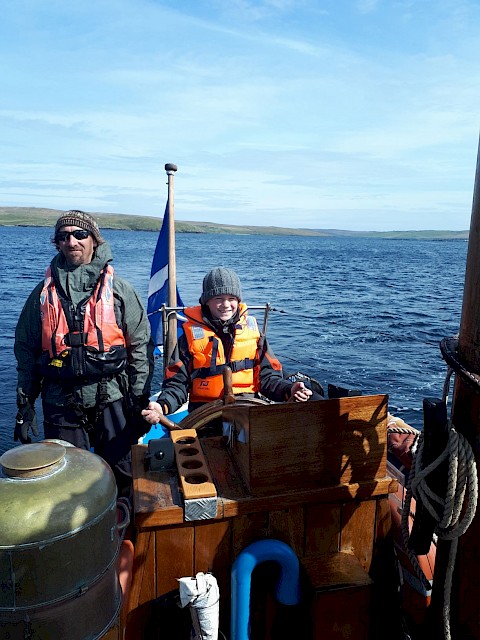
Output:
[
  {"xmin": 223, "ymin": 366, "xmax": 235, "ymax": 405},
  {"xmin": 157, "ymin": 413, "xmax": 183, "ymax": 431}
]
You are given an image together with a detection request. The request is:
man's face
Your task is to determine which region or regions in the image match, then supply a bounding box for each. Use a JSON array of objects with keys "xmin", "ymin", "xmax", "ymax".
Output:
[
  {"xmin": 206, "ymin": 295, "xmax": 239, "ymax": 321},
  {"xmin": 55, "ymin": 226, "xmax": 97, "ymax": 266}
]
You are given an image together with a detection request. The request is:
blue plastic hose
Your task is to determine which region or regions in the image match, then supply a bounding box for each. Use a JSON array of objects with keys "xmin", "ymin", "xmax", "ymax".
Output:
[{"xmin": 231, "ymin": 539, "xmax": 301, "ymax": 640}]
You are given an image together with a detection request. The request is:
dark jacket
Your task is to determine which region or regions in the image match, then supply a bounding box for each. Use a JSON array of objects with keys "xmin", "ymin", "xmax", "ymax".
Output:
[
  {"xmin": 15, "ymin": 242, "xmax": 153, "ymax": 409},
  {"xmin": 157, "ymin": 304, "xmax": 294, "ymax": 414}
]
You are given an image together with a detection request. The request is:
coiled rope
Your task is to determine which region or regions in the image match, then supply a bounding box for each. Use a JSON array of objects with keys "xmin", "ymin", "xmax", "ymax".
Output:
[
  {"xmin": 403, "ymin": 425, "xmax": 477, "ymax": 640},
  {"xmin": 387, "ymin": 336, "xmax": 479, "ymax": 640}
]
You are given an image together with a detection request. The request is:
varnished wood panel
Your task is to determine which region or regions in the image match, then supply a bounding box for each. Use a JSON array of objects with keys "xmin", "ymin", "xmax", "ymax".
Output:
[
  {"xmin": 302, "ymin": 552, "xmax": 372, "ymax": 640},
  {"xmin": 201, "ymin": 437, "xmax": 247, "ymax": 502},
  {"xmin": 222, "ymin": 404, "xmax": 251, "ymax": 488},
  {"xmin": 134, "ymin": 477, "xmax": 397, "ymax": 529},
  {"xmin": 195, "ymin": 520, "xmax": 232, "ymax": 636},
  {"xmin": 133, "ymin": 442, "xmax": 396, "ymax": 530},
  {"xmin": 232, "ymin": 512, "xmax": 269, "ymax": 557},
  {"xmin": 368, "ymin": 497, "xmax": 404, "ymax": 639},
  {"xmin": 194, "ymin": 519, "xmax": 231, "ymax": 573},
  {"xmin": 125, "ymin": 531, "xmax": 156, "ymax": 640},
  {"xmin": 268, "ymin": 507, "xmax": 305, "ymax": 557},
  {"xmin": 155, "ymin": 526, "xmax": 194, "ymax": 596},
  {"xmin": 340, "ymin": 499, "xmax": 376, "ymax": 571},
  {"xmin": 302, "ymin": 551, "xmax": 373, "ymax": 589},
  {"xmin": 375, "ymin": 496, "xmax": 392, "ymax": 543},
  {"xmin": 229, "ymin": 395, "xmax": 388, "ymax": 495},
  {"xmin": 305, "ymin": 504, "xmax": 341, "ymax": 555},
  {"xmin": 128, "ymin": 531, "xmax": 155, "ymax": 608},
  {"xmin": 310, "ymin": 585, "xmax": 371, "ymax": 639}
]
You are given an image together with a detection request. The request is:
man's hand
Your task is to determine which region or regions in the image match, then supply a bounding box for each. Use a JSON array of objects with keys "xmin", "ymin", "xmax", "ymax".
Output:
[{"xmin": 14, "ymin": 390, "xmax": 39, "ymax": 444}]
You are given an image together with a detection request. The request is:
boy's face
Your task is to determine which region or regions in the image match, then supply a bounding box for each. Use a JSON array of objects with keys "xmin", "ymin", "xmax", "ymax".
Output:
[{"xmin": 206, "ymin": 295, "xmax": 239, "ymax": 321}]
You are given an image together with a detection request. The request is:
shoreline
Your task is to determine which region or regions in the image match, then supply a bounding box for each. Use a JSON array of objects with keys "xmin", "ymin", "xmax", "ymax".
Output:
[{"xmin": 0, "ymin": 207, "xmax": 469, "ymax": 240}]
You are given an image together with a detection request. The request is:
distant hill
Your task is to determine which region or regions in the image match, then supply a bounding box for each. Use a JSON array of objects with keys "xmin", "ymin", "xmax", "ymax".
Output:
[{"xmin": 0, "ymin": 206, "xmax": 469, "ymax": 240}]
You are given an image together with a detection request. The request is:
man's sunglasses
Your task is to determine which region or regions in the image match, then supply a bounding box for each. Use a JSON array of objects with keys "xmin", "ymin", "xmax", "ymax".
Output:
[{"xmin": 55, "ymin": 229, "xmax": 91, "ymax": 242}]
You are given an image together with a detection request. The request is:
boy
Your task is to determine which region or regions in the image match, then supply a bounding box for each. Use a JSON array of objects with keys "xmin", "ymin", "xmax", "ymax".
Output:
[{"xmin": 142, "ymin": 267, "xmax": 314, "ymax": 428}]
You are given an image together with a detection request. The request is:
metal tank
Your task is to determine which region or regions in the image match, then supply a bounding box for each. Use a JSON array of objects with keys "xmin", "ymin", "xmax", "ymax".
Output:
[{"xmin": 0, "ymin": 441, "xmax": 124, "ymax": 639}]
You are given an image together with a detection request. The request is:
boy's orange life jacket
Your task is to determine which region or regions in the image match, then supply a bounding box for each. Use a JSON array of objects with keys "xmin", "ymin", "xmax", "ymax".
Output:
[
  {"xmin": 182, "ymin": 304, "xmax": 260, "ymax": 402},
  {"xmin": 39, "ymin": 265, "xmax": 127, "ymax": 379}
]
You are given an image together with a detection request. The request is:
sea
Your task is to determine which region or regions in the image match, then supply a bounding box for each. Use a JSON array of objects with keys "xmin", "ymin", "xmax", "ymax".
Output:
[{"xmin": 0, "ymin": 226, "xmax": 468, "ymax": 456}]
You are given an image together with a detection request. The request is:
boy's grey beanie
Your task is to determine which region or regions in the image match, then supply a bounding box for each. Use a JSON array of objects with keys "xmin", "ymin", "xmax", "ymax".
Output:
[{"xmin": 200, "ymin": 267, "xmax": 242, "ymax": 305}]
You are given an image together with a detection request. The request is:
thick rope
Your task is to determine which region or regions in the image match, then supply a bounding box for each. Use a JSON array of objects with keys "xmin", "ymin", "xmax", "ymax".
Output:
[
  {"xmin": 387, "ymin": 338, "xmax": 480, "ymax": 638},
  {"xmin": 400, "ymin": 424, "xmax": 478, "ymax": 640},
  {"xmin": 387, "ymin": 419, "xmax": 420, "ymax": 457},
  {"xmin": 440, "ymin": 336, "xmax": 480, "ymax": 393},
  {"xmin": 387, "ymin": 424, "xmax": 419, "ymax": 435}
]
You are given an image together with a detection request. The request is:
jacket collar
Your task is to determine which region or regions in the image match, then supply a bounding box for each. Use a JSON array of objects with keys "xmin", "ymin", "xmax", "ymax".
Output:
[{"xmin": 50, "ymin": 242, "xmax": 113, "ymax": 297}]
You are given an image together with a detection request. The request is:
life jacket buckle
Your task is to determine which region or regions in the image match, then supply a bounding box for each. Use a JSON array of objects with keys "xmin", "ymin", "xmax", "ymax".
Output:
[{"xmin": 64, "ymin": 331, "xmax": 88, "ymax": 347}]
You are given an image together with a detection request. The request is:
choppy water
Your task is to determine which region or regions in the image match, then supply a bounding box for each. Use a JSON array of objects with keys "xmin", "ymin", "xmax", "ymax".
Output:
[{"xmin": 0, "ymin": 226, "xmax": 467, "ymax": 455}]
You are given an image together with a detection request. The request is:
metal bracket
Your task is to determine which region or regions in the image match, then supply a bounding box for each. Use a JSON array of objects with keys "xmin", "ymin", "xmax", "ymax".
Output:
[{"xmin": 146, "ymin": 438, "xmax": 175, "ymax": 471}]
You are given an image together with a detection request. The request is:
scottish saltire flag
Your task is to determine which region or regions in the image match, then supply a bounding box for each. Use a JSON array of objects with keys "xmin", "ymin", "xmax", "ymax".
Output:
[{"xmin": 147, "ymin": 201, "xmax": 185, "ymax": 355}]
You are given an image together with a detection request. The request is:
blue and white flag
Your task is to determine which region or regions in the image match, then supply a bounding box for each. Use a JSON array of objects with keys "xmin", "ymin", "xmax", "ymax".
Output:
[{"xmin": 147, "ymin": 201, "xmax": 185, "ymax": 354}]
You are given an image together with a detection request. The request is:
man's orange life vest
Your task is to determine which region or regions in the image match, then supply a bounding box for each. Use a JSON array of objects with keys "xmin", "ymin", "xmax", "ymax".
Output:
[
  {"xmin": 182, "ymin": 304, "xmax": 260, "ymax": 402},
  {"xmin": 39, "ymin": 265, "xmax": 127, "ymax": 380}
]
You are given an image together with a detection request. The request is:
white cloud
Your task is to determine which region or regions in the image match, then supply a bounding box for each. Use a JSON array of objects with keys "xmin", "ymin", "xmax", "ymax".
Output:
[{"xmin": 0, "ymin": 0, "xmax": 479, "ymax": 230}]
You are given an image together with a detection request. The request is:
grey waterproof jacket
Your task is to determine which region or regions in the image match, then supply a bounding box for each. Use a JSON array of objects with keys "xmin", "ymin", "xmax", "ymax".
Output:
[{"xmin": 15, "ymin": 242, "xmax": 153, "ymax": 409}]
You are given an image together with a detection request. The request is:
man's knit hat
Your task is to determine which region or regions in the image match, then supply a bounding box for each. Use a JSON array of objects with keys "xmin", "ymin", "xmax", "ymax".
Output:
[
  {"xmin": 54, "ymin": 210, "xmax": 104, "ymax": 245},
  {"xmin": 200, "ymin": 267, "xmax": 242, "ymax": 305}
]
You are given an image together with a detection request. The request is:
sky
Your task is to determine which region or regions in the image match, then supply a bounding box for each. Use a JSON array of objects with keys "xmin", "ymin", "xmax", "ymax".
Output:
[{"xmin": 1, "ymin": 0, "xmax": 479, "ymax": 231}]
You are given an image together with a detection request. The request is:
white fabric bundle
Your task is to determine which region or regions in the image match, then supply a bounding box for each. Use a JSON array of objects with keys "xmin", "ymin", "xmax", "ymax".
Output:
[{"xmin": 178, "ymin": 572, "xmax": 220, "ymax": 640}]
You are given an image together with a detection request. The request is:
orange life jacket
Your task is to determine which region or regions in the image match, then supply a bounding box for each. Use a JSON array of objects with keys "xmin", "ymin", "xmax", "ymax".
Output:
[
  {"xmin": 39, "ymin": 265, "xmax": 127, "ymax": 380},
  {"xmin": 183, "ymin": 304, "xmax": 260, "ymax": 402}
]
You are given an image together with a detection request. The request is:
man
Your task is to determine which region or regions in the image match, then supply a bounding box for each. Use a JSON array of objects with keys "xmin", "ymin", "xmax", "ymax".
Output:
[{"xmin": 14, "ymin": 210, "xmax": 153, "ymax": 493}]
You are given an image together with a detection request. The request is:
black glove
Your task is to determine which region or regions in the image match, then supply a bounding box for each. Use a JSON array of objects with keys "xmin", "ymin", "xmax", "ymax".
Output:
[
  {"xmin": 14, "ymin": 390, "xmax": 39, "ymax": 444},
  {"xmin": 129, "ymin": 394, "xmax": 151, "ymax": 438}
]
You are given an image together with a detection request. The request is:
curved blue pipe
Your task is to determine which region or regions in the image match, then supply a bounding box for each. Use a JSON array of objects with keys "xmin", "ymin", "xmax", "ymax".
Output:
[{"xmin": 230, "ymin": 539, "xmax": 301, "ymax": 640}]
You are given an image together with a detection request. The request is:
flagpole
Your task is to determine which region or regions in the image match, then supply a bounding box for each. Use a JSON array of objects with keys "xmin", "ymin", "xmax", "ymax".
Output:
[{"xmin": 165, "ymin": 163, "xmax": 178, "ymax": 365}]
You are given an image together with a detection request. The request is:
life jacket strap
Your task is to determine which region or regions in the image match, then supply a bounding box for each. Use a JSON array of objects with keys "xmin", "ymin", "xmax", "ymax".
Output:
[
  {"xmin": 229, "ymin": 358, "xmax": 255, "ymax": 373},
  {"xmin": 63, "ymin": 331, "xmax": 88, "ymax": 347},
  {"xmin": 64, "ymin": 378, "xmax": 110, "ymax": 431},
  {"xmin": 192, "ymin": 358, "xmax": 255, "ymax": 379},
  {"xmin": 65, "ymin": 392, "xmax": 94, "ymax": 431}
]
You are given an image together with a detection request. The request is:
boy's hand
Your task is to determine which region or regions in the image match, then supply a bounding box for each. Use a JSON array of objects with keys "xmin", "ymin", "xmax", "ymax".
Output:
[
  {"xmin": 141, "ymin": 401, "xmax": 165, "ymax": 425},
  {"xmin": 288, "ymin": 381, "xmax": 312, "ymax": 403}
]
